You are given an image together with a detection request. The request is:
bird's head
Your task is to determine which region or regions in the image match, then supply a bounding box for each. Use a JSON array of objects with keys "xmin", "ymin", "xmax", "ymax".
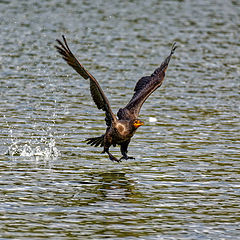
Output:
[{"xmin": 133, "ymin": 119, "xmax": 144, "ymax": 129}]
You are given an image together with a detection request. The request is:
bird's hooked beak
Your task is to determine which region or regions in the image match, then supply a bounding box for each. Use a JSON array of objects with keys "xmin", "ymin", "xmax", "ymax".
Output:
[{"xmin": 133, "ymin": 120, "xmax": 144, "ymax": 128}]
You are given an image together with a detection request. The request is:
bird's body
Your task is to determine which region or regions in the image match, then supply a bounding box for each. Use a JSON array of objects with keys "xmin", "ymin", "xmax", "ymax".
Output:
[
  {"xmin": 55, "ymin": 36, "xmax": 176, "ymax": 162},
  {"xmin": 86, "ymin": 117, "xmax": 141, "ymax": 162},
  {"xmin": 108, "ymin": 120, "xmax": 136, "ymax": 144}
]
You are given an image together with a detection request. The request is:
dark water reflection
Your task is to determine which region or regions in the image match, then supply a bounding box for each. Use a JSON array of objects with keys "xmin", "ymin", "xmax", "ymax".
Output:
[{"xmin": 1, "ymin": 0, "xmax": 240, "ymax": 239}]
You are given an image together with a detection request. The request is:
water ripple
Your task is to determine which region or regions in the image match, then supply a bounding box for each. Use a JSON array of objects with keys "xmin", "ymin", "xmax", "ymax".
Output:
[{"xmin": 1, "ymin": 0, "xmax": 240, "ymax": 239}]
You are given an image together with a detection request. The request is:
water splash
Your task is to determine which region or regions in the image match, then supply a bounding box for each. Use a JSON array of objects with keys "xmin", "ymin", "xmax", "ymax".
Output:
[
  {"xmin": 6, "ymin": 137, "xmax": 60, "ymax": 160},
  {"xmin": 149, "ymin": 117, "xmax": 157, "ymax": 122}
]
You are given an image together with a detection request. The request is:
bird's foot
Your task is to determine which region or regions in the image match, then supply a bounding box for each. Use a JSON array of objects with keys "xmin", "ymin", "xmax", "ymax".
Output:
[
  {"xmin": 108, "ymin": 153, "xmax": 121, "ymax": 163},
  {"xmin": 110, "ymin": 156, "xmax": 121, "ymax": 163},
  {"xmin": 120, "ymin": 155, "xmax": 135, "ymax": 161}
]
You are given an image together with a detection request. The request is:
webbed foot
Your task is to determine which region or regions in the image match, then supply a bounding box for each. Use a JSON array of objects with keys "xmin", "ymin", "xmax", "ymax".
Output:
[
  {"xmin": 120, "ymin": 155, "xmax": 135, "ymax": 161},
  {"xmin": 109, "ymin": 155, "xmax": 121, "ymax": 163},
  {"xmin": 106, "ymin": 151, "xmax": 121, "ymax": 163}
]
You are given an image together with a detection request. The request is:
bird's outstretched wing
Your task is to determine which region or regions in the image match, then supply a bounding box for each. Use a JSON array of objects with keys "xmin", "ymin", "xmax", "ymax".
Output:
[
  {"xmin": 55, "ymin": 35, "xmax": 116, "ymax": 126},
  {"xmin": 117, "ymin": 43, "xmax": 177, "ymax": 120}
]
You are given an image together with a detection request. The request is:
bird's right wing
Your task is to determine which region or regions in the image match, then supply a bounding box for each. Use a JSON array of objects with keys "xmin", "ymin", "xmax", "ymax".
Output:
[
  {"xmin": 55, "ymin": 35, "xmax": 116, "ymax": 126},
  {"xmin": 117, "ymin": 43, "xmax": 177, "ymax": 120}
]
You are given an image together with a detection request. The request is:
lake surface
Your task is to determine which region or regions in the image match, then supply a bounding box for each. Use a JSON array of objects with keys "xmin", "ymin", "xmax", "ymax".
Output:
[{"xmin": 1, "ymin": 0, "xmax": 240, "ymax": 239}]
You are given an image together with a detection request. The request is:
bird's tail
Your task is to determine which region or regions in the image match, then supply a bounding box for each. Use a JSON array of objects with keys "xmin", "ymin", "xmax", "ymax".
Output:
[{"xmin": 86, "ymin": 134, "xmax": 104, "ymax": 147}]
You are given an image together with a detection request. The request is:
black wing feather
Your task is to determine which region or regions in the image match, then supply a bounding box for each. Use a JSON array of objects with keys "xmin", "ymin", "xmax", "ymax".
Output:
[
  {"xmin": 134, "ymin": 76, "xmax": 152, "ymax": 92},
  {"xmin": 117, "ymin": 43, "xmax": 177, "ymax": 120},
  {"xmin": 55, "ymin": 35, "xmax": 116, "ymax": 126}
]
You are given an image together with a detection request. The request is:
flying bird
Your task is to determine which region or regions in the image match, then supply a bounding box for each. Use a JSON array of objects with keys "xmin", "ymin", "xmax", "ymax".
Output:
[{"xmin": 55, "ymin": 35, "xmax": 177, "ymax": 162}]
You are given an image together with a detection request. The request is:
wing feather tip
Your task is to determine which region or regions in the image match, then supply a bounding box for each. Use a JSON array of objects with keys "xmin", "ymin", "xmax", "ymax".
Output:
[{"xmin": 171, "ymin": 42, "xmax": 178, "ymax": 55}]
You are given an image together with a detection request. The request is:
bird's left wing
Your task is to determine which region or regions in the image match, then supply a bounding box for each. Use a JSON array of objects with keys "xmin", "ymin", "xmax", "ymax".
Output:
[
  {"xmin": 117, "ymin": 43, "xmax": 177, "ymax": 120},
  {"xmin": 55, "ymin": 35, "xmax": 116, "ymax": 126}
]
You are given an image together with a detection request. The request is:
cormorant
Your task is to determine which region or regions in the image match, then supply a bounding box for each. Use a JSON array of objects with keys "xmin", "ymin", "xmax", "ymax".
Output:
[{"xmin": 55, "ymin": 35, "xmax": 177, "ymax": 162}]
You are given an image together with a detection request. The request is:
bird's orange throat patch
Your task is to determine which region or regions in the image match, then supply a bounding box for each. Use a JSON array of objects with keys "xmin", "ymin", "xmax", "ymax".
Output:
[{"xmin": 133, "ymin": 120, "xmax": 144, "ymax": 128}]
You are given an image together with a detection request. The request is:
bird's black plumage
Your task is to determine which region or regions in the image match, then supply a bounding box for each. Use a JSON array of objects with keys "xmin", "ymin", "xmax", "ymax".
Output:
[{"xmin": 55, "ymin": 36, "xmax": 177, "ymax": 162}]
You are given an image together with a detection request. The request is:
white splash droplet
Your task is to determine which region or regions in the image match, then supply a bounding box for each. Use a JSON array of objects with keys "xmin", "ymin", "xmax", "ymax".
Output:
[{"xmin": 149, "ymin": 117, "xmax": 157, "ymax": 122}]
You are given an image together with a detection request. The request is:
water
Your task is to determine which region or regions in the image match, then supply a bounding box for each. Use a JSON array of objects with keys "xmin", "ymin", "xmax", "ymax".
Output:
[{"xmin": 1, "ymin": 0, "xmax": 240, "ymax": 239}]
